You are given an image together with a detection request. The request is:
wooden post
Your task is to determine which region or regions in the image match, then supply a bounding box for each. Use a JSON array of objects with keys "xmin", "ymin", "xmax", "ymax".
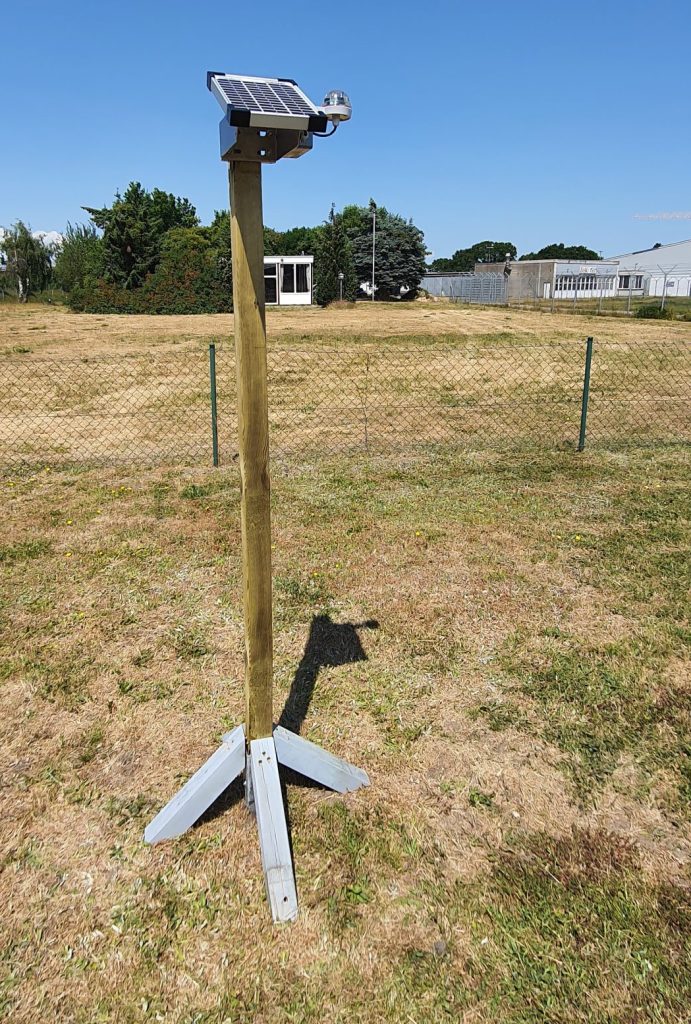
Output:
[{"xmin": 229, "ymin": 160, "xmax": 273, "ymax": 740}]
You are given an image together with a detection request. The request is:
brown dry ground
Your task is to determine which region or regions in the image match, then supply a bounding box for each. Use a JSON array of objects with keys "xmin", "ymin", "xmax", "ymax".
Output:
[
  {"xmin": 1, "ymin": 302, "xmax": 690, "ymax": 1023},
  {"xmin": 2, "ymin": 299, "xmax": 691, "ymax": 356},
  {"xmin": 2, "ymin": 302, "xmax": 689, "ymax": 467}
]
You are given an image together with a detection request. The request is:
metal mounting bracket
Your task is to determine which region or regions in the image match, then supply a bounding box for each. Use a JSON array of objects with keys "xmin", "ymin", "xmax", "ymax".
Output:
[
  {"xmin": 220, "ymin": 121, "xmax": 313, "ymax": 163},
  {"xmin": 144, "ymin": 724, "xmax": 369, "ymax": 923}
]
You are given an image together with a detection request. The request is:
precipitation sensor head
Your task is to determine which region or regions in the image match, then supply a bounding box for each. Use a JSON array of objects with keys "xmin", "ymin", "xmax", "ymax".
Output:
[{"xmin": 321, "ymin": 90, "xmax": 352, "ymax": 123}]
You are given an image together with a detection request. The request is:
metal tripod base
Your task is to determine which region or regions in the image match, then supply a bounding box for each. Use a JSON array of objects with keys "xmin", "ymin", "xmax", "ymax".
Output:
[{"xmin": 144, "ymin": 725, "xmax": 369, "ymax": 923}]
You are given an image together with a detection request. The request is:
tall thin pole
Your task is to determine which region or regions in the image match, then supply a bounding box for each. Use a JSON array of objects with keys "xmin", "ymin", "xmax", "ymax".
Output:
[
  {"xmin": 371, "ymin": 206, "xmax": 376, "ymax": 301},
  {"xmin": 229, "ymin": 160, "xmax": 273, "ymax": 741},
  {"xmin": 659, "ymin": 264, "xmax": 675, "ymax": 312}
]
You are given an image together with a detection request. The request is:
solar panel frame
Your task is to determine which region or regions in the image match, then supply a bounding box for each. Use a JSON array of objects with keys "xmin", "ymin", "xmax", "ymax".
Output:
[{"xmin": 208, "ymin": 73, "xmax": 328, "ymax": 133}]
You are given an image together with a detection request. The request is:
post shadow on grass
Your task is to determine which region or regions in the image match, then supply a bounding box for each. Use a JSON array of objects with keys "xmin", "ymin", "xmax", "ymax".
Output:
[
  {"xmin": 196, "ymin": 613, "xmax": 379, "ymax": 826},
  {"xmin": 278, "ymin": 613, "xmax": 379, "ymax": 734}
]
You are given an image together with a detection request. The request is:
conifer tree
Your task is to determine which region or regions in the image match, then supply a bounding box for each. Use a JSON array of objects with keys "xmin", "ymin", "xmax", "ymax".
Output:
[
  {"xmin": 83, "ymin": 183, "xmax": 198, "ymax": 290},
  {"xmin": 314, "ymin": 206, "xmax": 357, "ymax": 305}
]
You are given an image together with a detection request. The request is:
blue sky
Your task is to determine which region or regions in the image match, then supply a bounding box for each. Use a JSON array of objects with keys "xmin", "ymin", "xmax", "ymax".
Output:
[{"xmin": 3, "ymin": 0, "xmax": 690, "ymax": 259}]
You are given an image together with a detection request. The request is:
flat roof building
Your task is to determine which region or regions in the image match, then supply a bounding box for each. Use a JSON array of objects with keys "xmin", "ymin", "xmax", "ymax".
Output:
[
  {"xmin": 474, "ymin": 258, "xmax": 619, "ymax": 301},
  {"xmin": 264, "ymin": 255, "xmax": 313, "ymax": 305}
]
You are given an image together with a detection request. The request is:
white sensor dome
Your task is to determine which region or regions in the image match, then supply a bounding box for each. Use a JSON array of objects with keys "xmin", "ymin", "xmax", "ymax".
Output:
[{"xmin": 322, "ymin": 90, "xmax": 352, "ymax": 123}]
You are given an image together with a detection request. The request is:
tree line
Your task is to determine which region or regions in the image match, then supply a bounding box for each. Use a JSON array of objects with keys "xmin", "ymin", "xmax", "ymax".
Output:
[
  {"xmin": 0, "ymin": 184, "xmax": 428, "ymax": 311},
  {"xmin": 1, "ymin": 186, "xmax": 602, "ymax": 310},
  {"xmin": 428, "ymin": 240, "xmax": 600, "ymax": 272}
]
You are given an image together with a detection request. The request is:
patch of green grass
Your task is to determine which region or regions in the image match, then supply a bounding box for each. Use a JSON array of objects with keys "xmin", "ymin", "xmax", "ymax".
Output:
[
  {"xmin": 179, "ymin": 479, "xmax": 233, "ymax": 500},
  {"xmin": 170, "ymin": 623, "xmax": 211, "ymax": 660},
  {"xmin": 27, "ymin": 649, "xmax": 94, "ymax": 707},
  {"xmin": 78, "ymin": 725, "xmax": 104, "ymax": 764},
  {"xmin": 274, "ymin": 571, "xmax": 333, "ymax": 622},
  {"xmin": 471, "ymin": 700, "xmax": 528, "ymax": 733},
  {"xmin": 304, "ymin": 802, "xmax": 425, "ymax": 934},
  {"xmin": 176, "ymin": 995, "xmax": 257, "ymax": 1024},
  {"xmin": 468, "ymin": 788, "xmax": 494, "ymax": 808},
  {"xmin": 104, "ymin": 793, "xmax": 157, "ymax": 826},
  {"xmin": 151, "ymin": 482, "xmax": 173, "ymax": 519},
  {"xmin": 471, "ymin": 459, "xmax": 691, "ymax": 812},
  {"xmin": 495, "ymin": 631, "xmax": 690, "ymax": 810},
  {"xmin": 110, "ymin": 871, "xmax": 222, "ymax": 969},
  {"xmin": 0, "ymin": 537, "xmax": 51, "ymax": 563},
  {"xmin": 387, "ymin": 828, "xmax": 691, "ymax": 1023},
  {"xmin": 580, "ymin": 481, "xmax": 689, "ymax": 620},
  {"xmin": 355, "ymin": 668, "xmax": 430, "ymax": 750},
  {"xmin": 117, "ymin": 673, "xmax": 173, "ymax": 702},
  {"xmin": 471, "ymin": 828, "xmax": 690, "ymax": 1022}
]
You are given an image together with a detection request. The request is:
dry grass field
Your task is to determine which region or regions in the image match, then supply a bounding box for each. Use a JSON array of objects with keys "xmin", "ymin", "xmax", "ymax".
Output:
[
  {"xmin": 2, "ymin": 299, "xmax": 691, "ymax": 356},
  {"xmin": 2, "ymin": 302, "xmax": 690, "ymax": 465},
  {"xmin": 1, "ymin": 302, "xmax": 690, "ymax": 1022}
]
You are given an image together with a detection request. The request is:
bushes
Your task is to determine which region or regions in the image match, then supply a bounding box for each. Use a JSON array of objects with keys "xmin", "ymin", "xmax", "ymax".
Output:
[
  {"xmin": 68, "ymin": 228, "xmax": 232, "ymax": 314},
  {"xmin": 69, "ymin": 280, "xmax": 144, "ymax": 313},
  {"xmin": 635, "ymin": 303, "xmax": 674, "ymax": 320},
  {"xmin": 141, "ymin": 229, "xmax": 231, "ymax": 314}
]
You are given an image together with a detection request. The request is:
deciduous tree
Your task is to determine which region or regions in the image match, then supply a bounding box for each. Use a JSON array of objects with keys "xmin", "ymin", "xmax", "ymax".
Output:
[
  {"xmin": 519, "ymin": 243, "xmax": 600, "ymax": 261},
  {"xmin": 0, "ymin": 221, "xmax": 53, "ymax": 301},
  {"xmin": 429, "ymin": 241, "xmax": 517, "ymax": 272},
  {"xmin": 53, "ymin": 223, "xmax": 104, "ymax": 293}
]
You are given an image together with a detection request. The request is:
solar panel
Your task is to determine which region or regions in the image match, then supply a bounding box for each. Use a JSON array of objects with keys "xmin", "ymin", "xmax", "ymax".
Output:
[{"xmin": 208, "ymin": 73, "xmax": 328, "ymax": 133}]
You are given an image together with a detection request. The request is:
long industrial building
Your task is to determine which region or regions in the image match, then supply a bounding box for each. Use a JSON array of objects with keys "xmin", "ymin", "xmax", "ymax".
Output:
[{"xmin": 425, "ymin": 239, "xmax": 691, "ymax": 303}]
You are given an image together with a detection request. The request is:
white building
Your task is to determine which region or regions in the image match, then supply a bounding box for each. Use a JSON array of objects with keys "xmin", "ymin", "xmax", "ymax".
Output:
[
  {"xmin": 264, "ymin": 255, "xmax": 313, "ymax": 305},
  {"xmin": 472, "ymin": 258, "xmax": 619, "ymax": 301},
  {"xmin": 609, "ymin": 239, "xmax": 691, "ymax": 298}
]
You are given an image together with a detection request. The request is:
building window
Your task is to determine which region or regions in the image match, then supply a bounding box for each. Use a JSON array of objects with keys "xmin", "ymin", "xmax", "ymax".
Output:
[
  {"xmin": 281, "ymin": 264, "xmax": 295, "ymax": 293},
  {"xmin": 296, "ymin": 263, "xmax": 309, "ymax": 293},
  {"xmin": 633, "ymin": 275, "xmax": 642, "ymax": 289},
  {"xmin": 619, "ymin": 275, "xmax": 629, "ymax": 289},
  {"xmin": 264, "ymin": 263, "xmax": 277, "ymax": 304}
]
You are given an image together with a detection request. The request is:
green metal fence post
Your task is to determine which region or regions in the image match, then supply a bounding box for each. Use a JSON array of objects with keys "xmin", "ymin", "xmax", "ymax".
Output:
[
  {"xmin": 209, "ymin": 343, "xmax": 219, "ymax": 467},
  {"xmin": 577, "ymin": 336, "xmax": 594, "ymax": 452}
]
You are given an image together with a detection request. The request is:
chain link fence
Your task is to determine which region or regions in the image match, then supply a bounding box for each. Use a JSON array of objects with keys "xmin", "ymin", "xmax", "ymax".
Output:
[{"xmin": 0, "ymin": 338, "xmax": 688, "ymax": 467}]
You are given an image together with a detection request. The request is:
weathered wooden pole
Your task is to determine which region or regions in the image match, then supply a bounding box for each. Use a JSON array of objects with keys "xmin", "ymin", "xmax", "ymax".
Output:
[
  {"xmin": 144, "ymin": 79, "xmax": 369, "ymax": 924},
  {"xmin": 228, "ymin": 160, "xmax": 273, "ymax": 741}
]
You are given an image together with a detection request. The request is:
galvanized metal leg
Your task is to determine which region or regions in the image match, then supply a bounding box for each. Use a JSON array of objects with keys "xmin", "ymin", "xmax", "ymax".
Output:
[
  {"xmin": 143, "ymin": 722, "xmax": 369, "ymax": 925},
  {"xmin": 249, "ymin": 738, "xmax": 298, "ymax": 922},
  {"xmin": 273, "ymin": 725, "xmax": 370, "ymax": 792},
  {"xmin": 245, "ymin": 752, "xmax": 255, "ymax": 814},
  {"xmin": 144, "ymin": 725, "xmax": 245, "ymax": 843}
]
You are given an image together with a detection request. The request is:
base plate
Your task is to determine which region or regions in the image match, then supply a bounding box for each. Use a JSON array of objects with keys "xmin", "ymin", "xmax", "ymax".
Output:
[{"xmin": 144, "ymin": 725, "xmax": 369, "ymax": 923}]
